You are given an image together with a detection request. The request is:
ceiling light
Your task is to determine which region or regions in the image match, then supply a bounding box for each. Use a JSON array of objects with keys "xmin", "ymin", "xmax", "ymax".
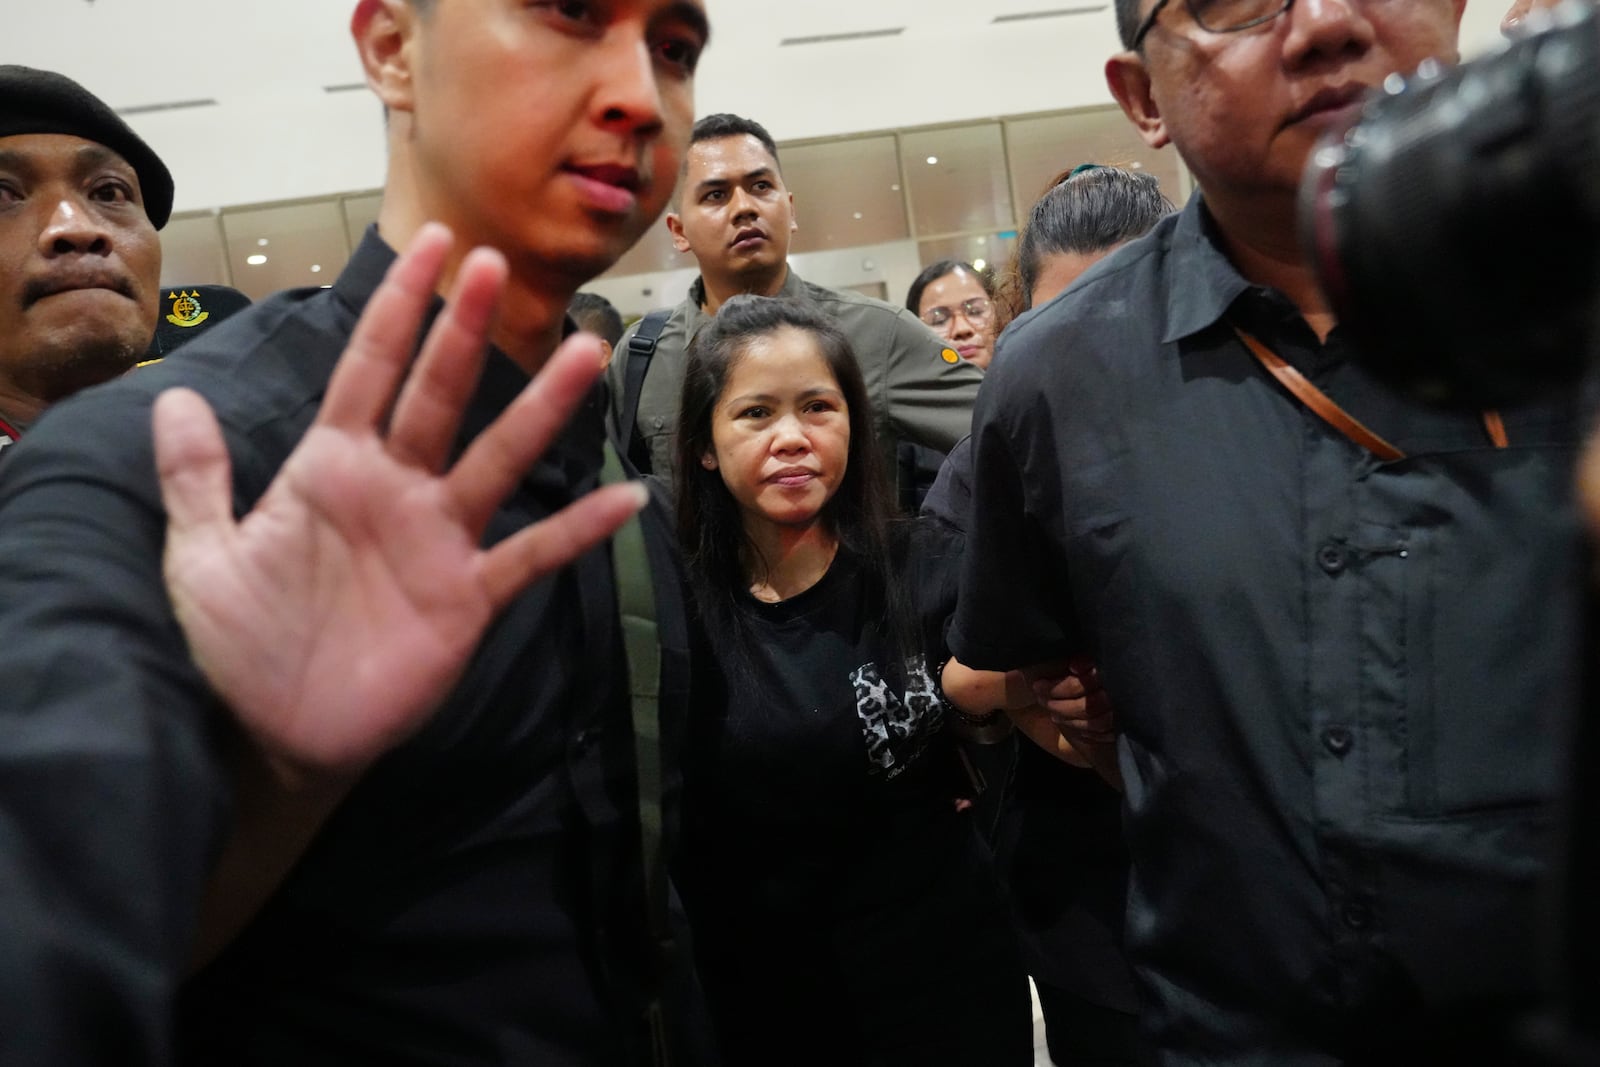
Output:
[
  {"xmin": 926, "ymin": 156, "xmax": 939, "ymax": 165},
  {"xmin": 246, "ymin": 254, "xmax": 267, "ymax": 266},
  {"xmin": 311, "ymin": 264, "xmax": 322, "ymax": 273},
  {"xmin": 780, "ymin": 27, "xmax": 904, "ymax": 46},
  {"xmin": 115, "ymin": 98, "xmax": 217, "ymax": 117},
  {"xmin": 891, "ymin": 183, "xmax": 901, "ymax": 192},
  {"xmin": 973, "ymin": 259, "xmax": 987, "ymax": 271},
  {"xmin": 990, "ymin": 6, "xmax": 1107, "ymax": 23},
  {"xmin": 257, "ymin": 238, "xmax": 269, "ymax": 247},
  {"xmin": 853, "ymin": 212, "xmax": 863, "ymax": 220}
]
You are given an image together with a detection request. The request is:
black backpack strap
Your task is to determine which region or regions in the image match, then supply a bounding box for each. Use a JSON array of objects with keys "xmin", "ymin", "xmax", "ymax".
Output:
[{"xmin": 619, "ymin": 309, "xmax": 673, "ymax": 475}]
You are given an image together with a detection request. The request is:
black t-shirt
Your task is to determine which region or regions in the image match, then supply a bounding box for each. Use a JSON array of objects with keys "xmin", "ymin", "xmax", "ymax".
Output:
[
  {"xmin": 684, "ymin": 547, "xmax": 952, "ymax": 887},
  {"xmin": 677, "ymin": 523, "xmax": 1031, "ymax": 1065}
]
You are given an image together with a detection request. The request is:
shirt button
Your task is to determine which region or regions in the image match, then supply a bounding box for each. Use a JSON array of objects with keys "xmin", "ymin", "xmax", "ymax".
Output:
[
  {"xmin": 574, "ymin": 726, "xmax": 603, "ymax": 753},
  {"xmin": 1342, "ymin": 902, "xmax": 1373, "ymax": 931},
  {"xmin": 1322, "ymin": 727, "xmax": 1353, "ymax": 756},
  {"xmin": 1317, "ymin": 544, "xmax": 1346, "ymax": 575},
  {"xmin": 653, "ymin": 416, "xmax": 665, "ymax": 429}
]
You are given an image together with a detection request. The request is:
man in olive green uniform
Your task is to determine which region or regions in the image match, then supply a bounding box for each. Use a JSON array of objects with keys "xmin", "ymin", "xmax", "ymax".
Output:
[{"xmin": 608, "ymin": 113, "xmax": 982, "ymax": 488}]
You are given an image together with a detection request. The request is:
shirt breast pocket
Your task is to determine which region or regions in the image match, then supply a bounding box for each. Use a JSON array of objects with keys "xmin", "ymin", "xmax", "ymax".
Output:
[{"xmin": 1367, "ymin": 441, "xmax": 1581, "ymax": 819}]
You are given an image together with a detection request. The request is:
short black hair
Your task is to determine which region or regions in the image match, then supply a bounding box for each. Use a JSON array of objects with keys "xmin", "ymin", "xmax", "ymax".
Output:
[
  {"xmin": 904, "ymin": 260, "xmax": 991, "ymax": 318},
  {"xmin": 1115, "ymin": 0, "xmax": 1143, "ymax": 49},
  {"xmin": 689, "ymin": 113, "xmax": 781, "ymax": 169},
  {"xmin": 567, "ymin": 292, "xmax": 624, "ymax": 348}
]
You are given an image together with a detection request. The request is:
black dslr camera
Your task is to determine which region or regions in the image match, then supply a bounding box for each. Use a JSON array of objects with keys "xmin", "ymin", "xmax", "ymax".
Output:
[{"xmin": 1300, "ymin": 0, "xmax": 1600, "ymax": 408}]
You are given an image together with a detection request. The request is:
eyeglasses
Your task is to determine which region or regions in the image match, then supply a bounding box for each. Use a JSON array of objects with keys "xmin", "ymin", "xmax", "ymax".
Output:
[
  {"xmin": 921, "ymin": 297, "xmax": 992, "ymax": 329},
  {"xmin": 1131, "ymin": 0, "xmax": 1295, "ymax": 50}
]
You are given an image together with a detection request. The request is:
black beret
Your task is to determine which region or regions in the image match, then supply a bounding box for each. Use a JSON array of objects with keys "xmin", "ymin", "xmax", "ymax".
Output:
[{"xmin": 0, "ymin": 65, "xmax": 174, "ymax": 229}]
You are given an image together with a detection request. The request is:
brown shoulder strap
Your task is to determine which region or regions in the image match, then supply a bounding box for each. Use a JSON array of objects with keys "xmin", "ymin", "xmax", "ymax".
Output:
[
  {"xmin": 1481, "ymin": 409, "xmax": 1509, "ymax": 449},
  {"xmin": 1233, "ymin": 326, "xmax": 1407, "ymax": 462},
  {"xmin": 1233, "ymin": 327, "xmax": 1511, "ymax": 456}
]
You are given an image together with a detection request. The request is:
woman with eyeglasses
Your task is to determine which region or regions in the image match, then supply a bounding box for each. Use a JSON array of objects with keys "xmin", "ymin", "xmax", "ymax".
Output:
[
  {"xmin": 894, "ymin": 261, "xmax": 995, "ymax": 517},
  {"xmin": 906, "ymin": 260, "xmax": 997, "ymax": 370}
]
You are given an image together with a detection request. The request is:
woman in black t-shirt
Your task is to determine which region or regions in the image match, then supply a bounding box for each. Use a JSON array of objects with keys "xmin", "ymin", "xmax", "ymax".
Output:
[{"xmin": 671, "ymin": 296, "xmax": 1031, "ymax": 1066}]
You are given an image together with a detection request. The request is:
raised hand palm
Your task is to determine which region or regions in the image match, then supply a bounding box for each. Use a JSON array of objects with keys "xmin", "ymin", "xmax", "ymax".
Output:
[{"xmin": 156, "ymin": 226, "xmax": 644, "ymax": 778}]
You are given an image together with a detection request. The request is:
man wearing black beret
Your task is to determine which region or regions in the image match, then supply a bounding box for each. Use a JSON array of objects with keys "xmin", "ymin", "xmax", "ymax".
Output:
[{"xmin": 0, "ymin": 64, "xmax": 171, "ymax": 452}]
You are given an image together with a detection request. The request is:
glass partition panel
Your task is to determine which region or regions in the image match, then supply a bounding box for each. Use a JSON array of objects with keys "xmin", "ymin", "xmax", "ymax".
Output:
[
  {"xmin": 915, "ymin": 233, "xmax": 1016, "ymax": 280},
  {"xmin": 159, "ymin": 212, "xmax": 230, "ymax": 288},
  {"xmin": 783, "ymin": 135, "xmax": 909, "ymax": 255},
  {"xmin": 900, "ymin": 122, "xmax": 1015, "ymax": 238},
  {"xmin": 341, "ymin": 192, "xmax": 383, "ymax": 248},
  {"xmin": 1004, "ymin": 109, "xmax": 1187, "ymax": 217},
  {"xmin": 222, "ymin": 200, "xmax": 351, "ymax": 300}
]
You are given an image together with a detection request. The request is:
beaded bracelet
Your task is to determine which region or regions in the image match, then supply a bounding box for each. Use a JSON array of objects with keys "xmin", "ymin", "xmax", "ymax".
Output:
[
  {"xmin": 952, "ymin": 705, "xmax": 1005, "ymax": 729},
  {"xmin": 932, "ymin": 656, "xmax": 1010, "ymax": 734}
]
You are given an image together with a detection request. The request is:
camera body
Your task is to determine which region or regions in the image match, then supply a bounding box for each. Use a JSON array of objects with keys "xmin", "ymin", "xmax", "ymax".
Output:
[{"xmin": 1300, "ymin": 0, "xmax": 1600, "ymax": 408}]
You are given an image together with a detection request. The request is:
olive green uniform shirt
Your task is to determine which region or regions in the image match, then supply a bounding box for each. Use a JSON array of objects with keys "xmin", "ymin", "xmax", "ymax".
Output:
[{"xmin": 607, "ymin": 267, "xmax": 983, "ymax": 487}]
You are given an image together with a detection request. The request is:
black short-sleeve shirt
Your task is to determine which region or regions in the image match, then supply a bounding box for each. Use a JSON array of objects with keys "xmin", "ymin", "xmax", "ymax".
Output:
[{"xmin": 951, "ymin": 195, "xmax": 1587, "ymax": 1057}]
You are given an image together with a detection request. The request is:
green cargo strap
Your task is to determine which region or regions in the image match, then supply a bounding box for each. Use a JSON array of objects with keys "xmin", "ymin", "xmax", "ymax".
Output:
[{"xmin": 600, "ymin": 443, "xmax": 671, "ymax": 1067}]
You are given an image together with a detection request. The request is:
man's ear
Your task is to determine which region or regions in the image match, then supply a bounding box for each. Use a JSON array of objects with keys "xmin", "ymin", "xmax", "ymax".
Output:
[
  {"xmin": 1105, "ymin": 52, "xmax": 1170, "ymax": 150},
  {"xmin": 788, "ymin": 193, "xmax": 798, "ymax": 234},
  {"xmin": 352, "ymin": 0, "xmax": 417, "ymax": 115},
  {"xmin": 667, "ymin": 212, "xmax": 692, "ymax": 254}
]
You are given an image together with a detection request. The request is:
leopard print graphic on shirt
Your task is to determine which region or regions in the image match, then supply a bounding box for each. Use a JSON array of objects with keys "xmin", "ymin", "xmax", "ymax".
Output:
[{"xmin": 852, "ymin": 654, "xmax": 947, "ymax": 779}]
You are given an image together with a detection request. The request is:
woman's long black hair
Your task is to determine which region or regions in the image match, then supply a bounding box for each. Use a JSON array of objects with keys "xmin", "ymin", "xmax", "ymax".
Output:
[{"xmin": 674, "ymin": 295, "xmax": 916, "ymax": 676}]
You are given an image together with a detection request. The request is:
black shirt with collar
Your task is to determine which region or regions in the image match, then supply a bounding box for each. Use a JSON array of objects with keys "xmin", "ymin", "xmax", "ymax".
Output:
[
  {"xmin": 952, "ymin": 195, "xmax": 1587, "ymax": 1059},
  {"xmin": 0, "ymin": 228, "xmax": 690, "ymax": 1066}
]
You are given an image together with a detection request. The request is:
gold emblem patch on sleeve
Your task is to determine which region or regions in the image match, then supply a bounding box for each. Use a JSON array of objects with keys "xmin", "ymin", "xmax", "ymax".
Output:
[
  {"xmin": 166, "ymin": 290, "xmax": 211, "ymax": 329},
  {"xmin": 940, "ymin": 347, "xmax": 961, "ymax": 365}
]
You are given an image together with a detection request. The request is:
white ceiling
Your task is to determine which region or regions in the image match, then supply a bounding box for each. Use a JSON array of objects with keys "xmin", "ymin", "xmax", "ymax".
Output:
[{"xmin": 6, "ymin": 1, "xmax": 1514, "ymax": 215}]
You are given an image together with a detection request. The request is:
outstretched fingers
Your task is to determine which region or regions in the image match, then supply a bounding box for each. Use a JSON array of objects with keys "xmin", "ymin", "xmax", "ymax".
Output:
[
  {"xmin": 386, "ymin": 246, "xmax": 508, "ymax": 471},
  {"xmin": 478, "ymin": 481, "xmax": 650, "ymax": 611},
  {"xmin": 444, "ymin": 331, "xmax": 610, "ymax": 537},
  {"xmin": 318, "ymin": 222, "xmax": 455, "ymax": 433},
  {"xmin": 154, "ymin": 387, "xmax": 237, "ymax": 550}
]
